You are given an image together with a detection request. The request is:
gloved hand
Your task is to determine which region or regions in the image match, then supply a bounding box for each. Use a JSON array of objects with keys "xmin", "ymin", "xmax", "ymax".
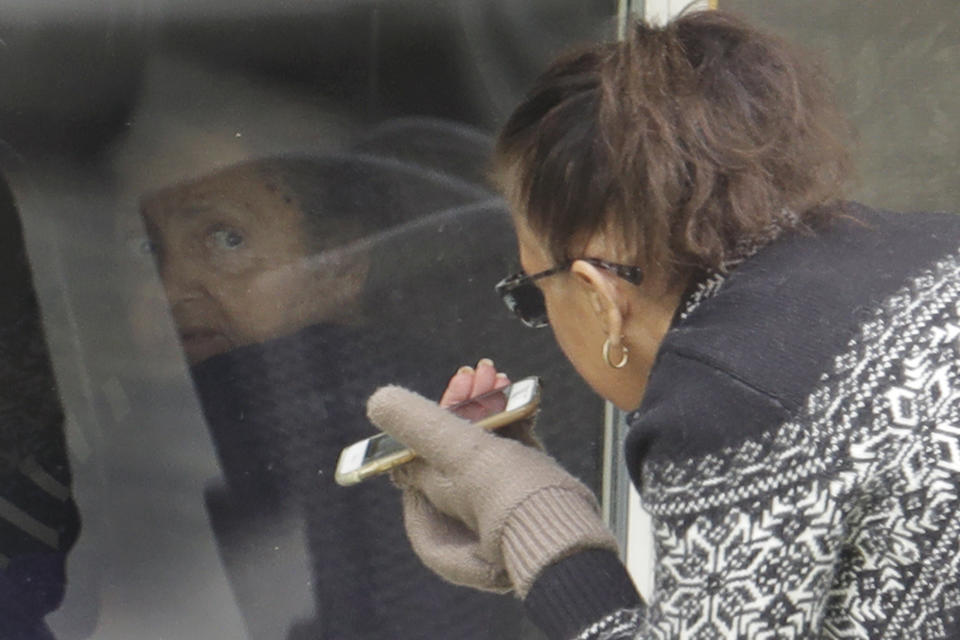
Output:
[{"xmin": 366, "ymin": 384, "xmax": 618, "ymax": 598}]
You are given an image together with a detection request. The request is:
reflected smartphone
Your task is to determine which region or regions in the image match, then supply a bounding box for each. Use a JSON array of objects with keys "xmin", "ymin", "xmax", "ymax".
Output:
[{"xmin": 335, "ymin": 376, "xmax": 541, "ymax": 487}]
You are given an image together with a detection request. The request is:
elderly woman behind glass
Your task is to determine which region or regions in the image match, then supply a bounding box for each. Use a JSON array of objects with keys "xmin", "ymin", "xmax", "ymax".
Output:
[{"xmin": 139, "ymin": 153, "xmax": 540, "ymax": 640}]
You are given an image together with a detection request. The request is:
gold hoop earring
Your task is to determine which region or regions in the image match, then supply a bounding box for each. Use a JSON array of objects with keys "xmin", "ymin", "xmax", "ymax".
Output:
[{"xmin": 602, "ymin": 337, "xmax": 629, "ymax": 369}]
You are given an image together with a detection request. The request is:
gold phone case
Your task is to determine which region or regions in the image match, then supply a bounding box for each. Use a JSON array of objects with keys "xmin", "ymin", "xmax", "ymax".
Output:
[{"xmin": 335, "ymin": 377, "xmax": 541, "ymax": 486}]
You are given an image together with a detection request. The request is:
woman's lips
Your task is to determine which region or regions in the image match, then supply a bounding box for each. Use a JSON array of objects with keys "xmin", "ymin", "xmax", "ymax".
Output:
[{"xmin": 179, "ymin": 329, "xmax": 232, "ymax": 364}]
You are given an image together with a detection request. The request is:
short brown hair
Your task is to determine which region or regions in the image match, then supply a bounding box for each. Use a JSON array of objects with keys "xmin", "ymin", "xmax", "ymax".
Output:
[{"xmin": 495, "ymin": 10, "xmax": 853, "ymax": 279}]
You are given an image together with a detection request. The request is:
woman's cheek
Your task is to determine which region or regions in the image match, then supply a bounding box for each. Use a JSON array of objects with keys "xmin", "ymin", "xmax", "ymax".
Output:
[{"xmin": 230, "ymin": 264, "xmax": 320, "ymax": 341}]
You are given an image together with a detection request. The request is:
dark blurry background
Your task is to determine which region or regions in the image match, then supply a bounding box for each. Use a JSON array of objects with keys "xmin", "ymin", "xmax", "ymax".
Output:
[{"xmin": 0, "ymin": 2, "xmax": 615, "ymax": 638}]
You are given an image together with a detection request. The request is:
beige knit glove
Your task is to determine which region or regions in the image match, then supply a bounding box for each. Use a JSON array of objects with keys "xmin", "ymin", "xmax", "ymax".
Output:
[{"xmin": 366, "ymin": 385, "xmax": 618, "ymax": 597}]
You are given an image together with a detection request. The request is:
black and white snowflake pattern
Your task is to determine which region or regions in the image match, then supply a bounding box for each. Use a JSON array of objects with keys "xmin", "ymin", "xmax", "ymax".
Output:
[{"xmin": 583, "ymin": 251, "xmax": 960, "ymax": 639}]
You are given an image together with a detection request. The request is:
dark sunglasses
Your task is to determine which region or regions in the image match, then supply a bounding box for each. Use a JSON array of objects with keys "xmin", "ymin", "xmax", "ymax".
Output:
[{"xmin": 495, "ymin": 258, "xmax": 644, "ymax": 328}]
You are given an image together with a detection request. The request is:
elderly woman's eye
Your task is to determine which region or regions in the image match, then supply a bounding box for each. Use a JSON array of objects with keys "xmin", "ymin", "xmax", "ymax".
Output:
[
  {"xmin": 210, "ymin": 228, "xmax": 245, "ymax": 250},
  {"xmin": 128, "ymin": 236, "xmax": 159, "ymax": 257}
]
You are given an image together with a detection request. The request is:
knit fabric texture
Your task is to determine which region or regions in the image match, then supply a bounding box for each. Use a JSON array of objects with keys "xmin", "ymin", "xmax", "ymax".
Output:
[
  {"xmin": 525, "ymin": 205, "xmax": 960, "ymax": 639},
  {"xmin": 366, "ymin": 384, "xmax": 617, "ymax": 597}
]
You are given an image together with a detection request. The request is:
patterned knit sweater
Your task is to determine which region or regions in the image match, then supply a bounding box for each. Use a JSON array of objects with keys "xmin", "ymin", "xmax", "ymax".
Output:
[{"xmin": 523, "ymin": 204, "xmax": 960, "ymax": 639}]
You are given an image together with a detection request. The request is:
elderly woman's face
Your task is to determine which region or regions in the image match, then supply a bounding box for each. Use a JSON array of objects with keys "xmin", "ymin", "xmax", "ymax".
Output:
[{"xmin": 140, "ymin": 166, "xmax": 355, "ymax": 364}]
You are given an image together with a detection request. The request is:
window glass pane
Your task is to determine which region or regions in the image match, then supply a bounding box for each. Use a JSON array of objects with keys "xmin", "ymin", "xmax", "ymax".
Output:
[
  {"xmin": 720, "ymin": 0, "xmax": 960, "ymax": 213},
  {"xmin": 1, "ymin": 2, "xmax": 617, "ymax": 638}
]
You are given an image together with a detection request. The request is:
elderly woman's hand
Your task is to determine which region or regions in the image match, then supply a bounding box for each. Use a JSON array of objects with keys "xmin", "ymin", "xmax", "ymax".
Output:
[{"xmin": 366, "ymin": 361, "xmax": 618, "ymax": 597}]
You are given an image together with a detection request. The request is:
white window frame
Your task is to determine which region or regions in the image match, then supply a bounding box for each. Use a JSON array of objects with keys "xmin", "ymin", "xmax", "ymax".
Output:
[{"xmin": 604, "ymin": 0, "xmax": 714, "ymax": 603}]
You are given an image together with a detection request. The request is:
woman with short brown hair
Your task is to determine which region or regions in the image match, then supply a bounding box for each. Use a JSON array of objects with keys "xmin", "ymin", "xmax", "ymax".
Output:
[{"xmin": 366, "ymin": 10, "xmax": 960, "ymax": 639}]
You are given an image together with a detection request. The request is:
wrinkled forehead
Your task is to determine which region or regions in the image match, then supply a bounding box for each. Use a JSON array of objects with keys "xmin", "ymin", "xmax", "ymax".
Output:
[{"xmin": 140, "ymin": 165, "xmax": 298, "ymax": 229}]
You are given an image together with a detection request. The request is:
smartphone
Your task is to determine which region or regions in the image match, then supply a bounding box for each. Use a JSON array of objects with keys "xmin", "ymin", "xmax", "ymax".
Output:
[{"xmin": 335, "ymin": 376, "xmax": 541, "ymax": 486}]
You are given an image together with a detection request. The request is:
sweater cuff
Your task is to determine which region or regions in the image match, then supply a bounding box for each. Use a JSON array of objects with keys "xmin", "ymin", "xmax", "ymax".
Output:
[
  {"xmin": 501, "ymin": 486, "xmax": 619, "ymax": 597},
  {"xmin": 523, "ymin": 549, "xmax": 643, "ymax": 640}
]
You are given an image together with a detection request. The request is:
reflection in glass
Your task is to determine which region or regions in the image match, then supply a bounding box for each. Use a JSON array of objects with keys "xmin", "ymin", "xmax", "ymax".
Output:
[
  {"xmin": 1, "ymin": 2, "xmax": 614, "ymax": 638},
  {"xmin": 140, "ymin": 148, "xmax": 531, "ymax": 638}
]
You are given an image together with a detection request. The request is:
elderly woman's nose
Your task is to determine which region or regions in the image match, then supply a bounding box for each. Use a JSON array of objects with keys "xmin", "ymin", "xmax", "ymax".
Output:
[{"xmin": 159, "ymin": 252, "xmax": 206, "ymax": 304}]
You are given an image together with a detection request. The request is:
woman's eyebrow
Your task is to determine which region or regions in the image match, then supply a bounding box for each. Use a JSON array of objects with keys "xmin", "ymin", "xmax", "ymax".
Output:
[
  {"xmin": 182, "ymin": 202, "xmax": 217, "ymax": 217},
  {"xmin": 179, "ymin": 202, "xmax": 248, "ymax": 223}
]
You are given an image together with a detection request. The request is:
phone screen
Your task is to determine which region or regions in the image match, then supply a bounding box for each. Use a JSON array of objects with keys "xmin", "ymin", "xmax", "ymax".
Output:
[
  {"xmin": 365, "ymin": 432, "xmax": 407, "ymax": 459},
  {"xmin": 446, "ymin": 385, "xmax": 510, "ymax": 422}
]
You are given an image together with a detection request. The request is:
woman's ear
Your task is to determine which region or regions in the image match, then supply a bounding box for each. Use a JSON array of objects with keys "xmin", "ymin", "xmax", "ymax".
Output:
[{"xmin": 570, "ymin": 259, "xmax": 625, "ymax": 340}]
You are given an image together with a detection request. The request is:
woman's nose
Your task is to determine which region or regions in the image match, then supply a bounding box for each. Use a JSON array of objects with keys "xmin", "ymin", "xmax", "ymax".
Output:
[{"xmin": 159, "ymin": 251, "xmax": 207, "ymax": 305}]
